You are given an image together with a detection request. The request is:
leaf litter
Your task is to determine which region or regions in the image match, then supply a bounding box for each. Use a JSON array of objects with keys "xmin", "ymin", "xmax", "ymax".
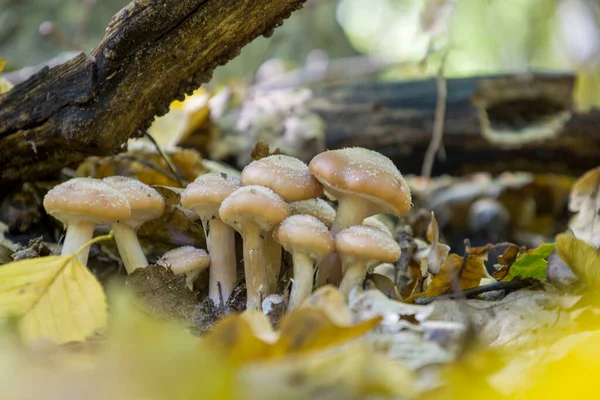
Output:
[{"xmin": 1, "ymin": 82, "xmax": 600, "ymax": 399}]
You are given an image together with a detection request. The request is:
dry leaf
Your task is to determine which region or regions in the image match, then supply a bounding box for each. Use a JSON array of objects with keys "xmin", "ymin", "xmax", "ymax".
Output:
[
  {"xmin": 249, "ymin": 140, "xmax": 281, "ymax": 161},
  {"xmin": 568, "ymin": 167, "xmax": 600, "ymax": 247},
  {"xmin": 406, "ymin": 253, "xmax": 485, "ymax": 302},
  {"xmin": 76, "ymin": 148, "xmax": 206, "ymax": 187},
  {"xmin": 205, "ymin": 307, "xmax": 382, "ymax": 364},
  {"xmin": 418, "ymin": 212, "xmax": 450, "ymax": 274},
  {"xmin": 0, "ymin": 239, "xmax": 108, "ymax": 344},
  {"xmin": 555, "ymin": 233, "xmax": 600, "ymax": 289}
]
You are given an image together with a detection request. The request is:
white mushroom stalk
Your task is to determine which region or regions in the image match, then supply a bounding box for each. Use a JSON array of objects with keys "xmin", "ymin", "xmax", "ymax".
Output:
[
  {"xmin": 103, "ymin": 176, "xmax": 165, "ymax": 274},
  {"xmin": 43, "ymin": 177, "xmax": 131, "ymax": 265},
  {"xmin": 181, "ymin": 172, "xmax": 242, "ymax": 305},
  {"xmin": 219, "ymin": 185, "xmax": 290, "ymax": 310},
  {"xmin": 336, "ymin": 225, "xmax": 401, "ymax": 296},
  {"xmin": 273, "ymin": 215, "xmax": 334, "ymax": 311},
  {"xmin": 241, "ymin": 155, "xmax": 323, "ymax": 293}
]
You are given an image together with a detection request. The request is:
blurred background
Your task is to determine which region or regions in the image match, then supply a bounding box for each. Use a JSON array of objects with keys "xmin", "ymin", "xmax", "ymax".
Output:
[{"xmin": 2, "ymin": 0, "xmax": 600, "ymax": 81}]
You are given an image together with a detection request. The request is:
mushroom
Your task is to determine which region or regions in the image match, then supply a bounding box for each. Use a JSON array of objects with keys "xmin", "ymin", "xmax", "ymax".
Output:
[
  {"xmin": 309, "ymin": 147, "xmax": 411, "ymax": 285},
  {"xmin": 241, "ymin": 154, "xmax": 323, "ymax": 292},
  {"xmin": 335, "ymin": 225, "xmax": 401, "ymax": 296},
  {"xmin": 568, "ymin": 167, "xmax": 600, "ymax": 246},
  {"xmin": 43, "ymin": 178, "xmax": 131, "ymax": 264},
  {"xmin": 362, "ymin": 216, "xmax": 393, "ymax": 237},
  {"xmin": 219, "ymin": 185, "xmax": 290, "ymax": 310},
  {"xmin": 273, "ymin": 215, "xmax": 334, "ymax": 311},
  {"xmin": 181, "ymin": 172, "xmax": 242, "ymax": 304},
  {"xmin": 289, "ymin": 198, "xmax": 336, "ymax": 229},
  {"xmin": 156, "ymin": 246, "xmax": 211, "ymax": 290},
  {"xmin": 103, "ymin": 176, "xmax": 165, "ymax": 274}
]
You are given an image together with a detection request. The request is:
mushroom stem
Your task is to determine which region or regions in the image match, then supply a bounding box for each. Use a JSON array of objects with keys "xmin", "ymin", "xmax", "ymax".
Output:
[
  {"xmin": 242, "ymin": 224, "xmax": 269, "ymax": 310},
  {"xmin": 331, "ymin": 196, "xmax": 375, "ymax": 235},
  {"xmin": 339, "ymin": 261, "xmax": 367, "ymax": 296},
  {"xmin": 264, "ymin": 235, "xmax": 282, "ymax": 293},
  {"xmin": 112, "ymin": 222, "xmax": 148, "ymax": 274},
  {"xmin": 62, "ymin": 220, "xmax": 96, "ymax": 264},
  {"xmin": 288, "ymin": 251, "xmax": 314, "ymax": 311},
  {"xmin": 208, "ymin": 219, "xmax": 237, "ymax": 304}
]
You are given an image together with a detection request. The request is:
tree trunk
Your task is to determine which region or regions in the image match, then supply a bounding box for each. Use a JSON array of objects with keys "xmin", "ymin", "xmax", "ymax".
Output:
[{"xmin": 0, "ymin": 0, "xmax": 306, "ymax": 186}]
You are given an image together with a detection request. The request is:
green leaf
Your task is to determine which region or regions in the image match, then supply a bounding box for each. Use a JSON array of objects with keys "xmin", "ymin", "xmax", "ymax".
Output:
[{"xmin": 503, "ymin": 243, "xmax": 555, "ymax": 282}]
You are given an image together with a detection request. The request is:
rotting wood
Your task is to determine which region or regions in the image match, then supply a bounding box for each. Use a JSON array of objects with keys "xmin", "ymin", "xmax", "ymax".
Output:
[
  {"xmin": 0, "ymin": 0, "xmax": 306, "ymax": 186},
  {"xmin": 311, "ymin": 73, "xmax": 600, "ymax": 176}
]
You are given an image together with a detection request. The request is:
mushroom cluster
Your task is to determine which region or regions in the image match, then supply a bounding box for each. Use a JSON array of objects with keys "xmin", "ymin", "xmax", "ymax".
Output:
[
  {"xmin": 43, "ymin": 177, "xmax": 165, "ymax": 273},
  {"xmin": 180, "ymin": 148, "xmax": 411, "ymax": 311},
  {"xmin": 42, "ymin": 147, "xmax": 411, "ymax": 313}
]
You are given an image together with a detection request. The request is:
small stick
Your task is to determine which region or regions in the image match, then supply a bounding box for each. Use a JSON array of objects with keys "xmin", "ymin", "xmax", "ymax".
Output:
[
  {"xmin": 144, "ymin": 132, "xmax": 186, "ymax": 188},
  {"xmin": 414, "ymin": 279, "xmax": 533, "ymax": 305}
]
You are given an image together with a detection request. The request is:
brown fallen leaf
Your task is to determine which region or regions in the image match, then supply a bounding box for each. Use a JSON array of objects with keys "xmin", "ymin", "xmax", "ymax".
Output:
[
  {"xmin": 76, "ymin": 148, "xmax": 206, "ymax": 187},
  {"xmin": 555, "ymin": 233, "xmax": 600, "ymax": 290},
  {"xmin": 249, "ymin": 140, "xmax": 281, "ymax": 161},
  {"xmin": 405, "ymin": 253, "xmax": 485, "ymax": 303},
  {"xmin": 205, "ymin": 307, "xmax": 382, "ymax": 365}
]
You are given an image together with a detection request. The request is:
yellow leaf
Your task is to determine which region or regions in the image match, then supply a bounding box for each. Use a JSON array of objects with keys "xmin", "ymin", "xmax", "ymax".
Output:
[
  {"xmin": 0, "ymin": 238, "xmax": 109, "ymax": 344},
  {"xmin": 555, "ymin": 233, "xmax": 600, "ymax": 289},
  {"xmin": 205, "ymin": 308, "xmax": 382, "ymax": 364},
  {"xmin": 0, "ymin": 58, "xmax": 13, "ymax": 94}
]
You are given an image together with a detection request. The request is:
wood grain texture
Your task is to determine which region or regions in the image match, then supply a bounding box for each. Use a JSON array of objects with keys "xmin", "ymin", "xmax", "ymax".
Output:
[{"xmin": 0, "ymin": 0, "xmax": 306, "ymax": 185}]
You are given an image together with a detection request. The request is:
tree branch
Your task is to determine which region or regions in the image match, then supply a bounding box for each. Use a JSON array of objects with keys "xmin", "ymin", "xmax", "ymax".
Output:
[{"xmin": 0, "ymin": 0, "xmax": 306, "ymax": 185}]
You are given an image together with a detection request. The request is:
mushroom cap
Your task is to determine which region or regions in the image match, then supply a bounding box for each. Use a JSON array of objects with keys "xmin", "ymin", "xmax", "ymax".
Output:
[
  {"xmin": 219, "ymin": 185, "xmax": 290, "ymax": 233},
  {"xmin": 273, "ymin": 215, "xmax": 334, "ymax": 258},
  {"xmin": 309, "ymin": 148, "xmax": 411, "ymax": 216},
  {"xmin": 241, "ymin": 155, "xmax": 322, "ymax": 202},
  {"xmin": 156, "ymin": 246, "xmax": 211, "ymax": 274},
  {"xmin": 335, "ymin": 225, "xmax": 401, "ymax": 265},
  {"xmin": 103, "ymin": 176, "xmax": 165, "ymax": 228},
  {"xmin": 181, "ymin": 172, "xmax": 242, "ymax": 220},
  {"xmin": 362, "ymin": 216, "xmax": 393, "ymax": 237},
  {"xmin": 43, "ymin": 177, "xmax": 131, "ymax": 225},
  {"xmin": 289, "ymin": 198, "xmax": 336, "ymax": 229}
]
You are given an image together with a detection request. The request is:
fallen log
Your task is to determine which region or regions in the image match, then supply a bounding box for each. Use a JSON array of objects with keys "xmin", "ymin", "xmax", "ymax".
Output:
[
  {"xmin": 0, "ymin": 0, "xmax": 306, "ymax": 186},
  {"xmin": 312, "ymin": 73, "xmax": 600, "ymax": 176}
]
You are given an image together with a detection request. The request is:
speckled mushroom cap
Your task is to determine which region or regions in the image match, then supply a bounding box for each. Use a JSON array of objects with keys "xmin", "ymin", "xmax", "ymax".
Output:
[
  {"xmin": 241, "ymin": 155, "xmax": 323, "ymax": 202},
  {"xmin": 156, "ymin": 246, "xmax": 211, "ymax": 274},
  {"xmin": 335, "ymin": 225, "xmax": 401, "ymax": 264},
  {"xmin": 219, "ymin": 185, "xmax": 290, "ymax": 232},
  {"xmin": 309, "ymin": 148, "xmax": 411, "ymax": 216},
  {"xmin": 43, "ymin": 177, "xmax": 131, "ymax": 225},
  {"xmin": 569, "ymin": 167, "xmax": 600, "ymax": 211},
  {"xmin": 289, "ymin": 198, "xmax": 336, "ymax": 229},
  {"xmin": 103, "ymin": 176, "xmax": 165, "ymax": 228},
  {"xmin": 273, "ymin": 215, "xmax": 334, "ymax": 258},
  {"xmin": 181, "ymin": 172, "xmax": 242, "ymax": 220}
]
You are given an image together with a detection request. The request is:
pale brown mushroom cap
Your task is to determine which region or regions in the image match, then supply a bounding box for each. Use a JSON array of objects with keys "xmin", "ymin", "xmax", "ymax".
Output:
[
  {"xmin": 103, "ymin": 176, "xmax": 165, "ymax": 227},
  {"xmin": 309, "ymin": 147, "xmax": 411, "ymax": 216},
  {"xmin": 157, "ymin": 246, "xmax": 211, "ymax": 274},
  {"xmin": 335, "ymin": 225, "xmax": 401, "ymax": 264},
  {"xmin": 181, "ymin": 172, "xmax": 242, "ymax": 220},
  {"xmin": 43, "ymin": 177, "xmax": 131, "ymax": 225},
  {"xmin": 273, "ymin": 215, "xmax": 334, "ymax": 258},
  {"xmin": 289, "ymin": 198, "xmax": 336, "ymax": 229},
  {"xmin": 219, "ymin": 185, "xmax": 290, "ymax": 232},
  {"xmin": 241, "ymin": 155, "xmax": 323, "ymax": 202}
]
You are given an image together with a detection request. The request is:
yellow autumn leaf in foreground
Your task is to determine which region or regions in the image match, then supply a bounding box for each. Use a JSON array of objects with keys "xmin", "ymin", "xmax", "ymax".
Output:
[
  {"xmin": 205, "ymin": 307, "xmax": 382, "ymax": 364},
  {"xmin": 0, "ymin": 58, "xmax": 12, "ymax": 94},
  {"xmin": 555, "ymin": 233, "xmax": 600, "ymax": 289},
  {"xmin": 0, "ymin": 235, "xmax": 110, "ymax": 344}
]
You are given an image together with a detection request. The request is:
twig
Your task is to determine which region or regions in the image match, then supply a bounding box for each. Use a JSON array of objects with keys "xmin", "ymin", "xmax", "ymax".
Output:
[
  {"xmin": 421, "ymin": 51, "xmax": 449, "ymax": 178},
  {"xmin": 144, "ymin": 132, "xmax": 185, "ymax": 188},
  {"xmin": 414, "ymin": 279, "xmax": 533, "ymax": 305}
]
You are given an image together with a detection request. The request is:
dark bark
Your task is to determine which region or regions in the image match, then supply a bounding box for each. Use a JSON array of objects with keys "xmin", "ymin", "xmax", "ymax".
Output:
[
  {"xmin": 0, "ymin": 0, "xmax": 306, "ymax": 185},
  {"xmin": 312, "ymin": 73, "xmax": 600, "ymax": 176}
]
